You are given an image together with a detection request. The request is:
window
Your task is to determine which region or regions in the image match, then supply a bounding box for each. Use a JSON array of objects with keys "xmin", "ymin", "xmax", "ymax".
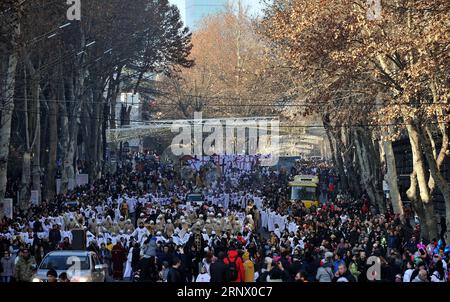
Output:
[
  {"xmin": 40, "ymin": 255, "xmax": 90, "ymax": 271},
  {"xmin": 291, "ymin": 186, "xmax": 317, "ymax": 201}
]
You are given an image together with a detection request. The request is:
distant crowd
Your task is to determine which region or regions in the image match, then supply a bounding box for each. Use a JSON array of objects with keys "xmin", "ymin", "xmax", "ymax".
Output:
[{"xmin": 1, "ymin": 152, "xmax": 449, "ymax": 282}]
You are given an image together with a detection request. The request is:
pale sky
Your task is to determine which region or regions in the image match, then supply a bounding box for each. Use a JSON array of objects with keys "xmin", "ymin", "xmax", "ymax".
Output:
[{"xmin": 169, "ymin": 0, "xmax": 266, "ymax": 27}]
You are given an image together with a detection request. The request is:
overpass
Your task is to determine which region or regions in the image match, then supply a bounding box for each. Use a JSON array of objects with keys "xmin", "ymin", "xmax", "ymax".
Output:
[{"xmin": 106, "ymin": 116, "xmax": 280, "ymax": 143}]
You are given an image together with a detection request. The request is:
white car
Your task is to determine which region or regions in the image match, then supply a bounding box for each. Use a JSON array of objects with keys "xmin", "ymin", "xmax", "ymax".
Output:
[{"xmin": 32, "ymin": 250, "xmax": 107, "ymax": 282}]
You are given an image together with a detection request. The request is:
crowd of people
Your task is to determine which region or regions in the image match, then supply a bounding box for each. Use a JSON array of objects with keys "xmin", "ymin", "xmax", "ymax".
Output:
[{"xmin": 1, "ymin": 151, "xmax": 449, "ymax": 283}]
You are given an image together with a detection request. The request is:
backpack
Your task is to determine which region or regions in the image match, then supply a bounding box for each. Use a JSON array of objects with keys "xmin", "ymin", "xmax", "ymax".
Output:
[{"xmin": 227, "ymin": 257, "xmax": 239, "ymax": 281}]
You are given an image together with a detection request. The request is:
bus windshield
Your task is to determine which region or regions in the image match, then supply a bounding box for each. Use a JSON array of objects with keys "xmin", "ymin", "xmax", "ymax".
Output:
[{"xmin": 291, "ymin": 186, "xmax": 317, "ymax": 201}]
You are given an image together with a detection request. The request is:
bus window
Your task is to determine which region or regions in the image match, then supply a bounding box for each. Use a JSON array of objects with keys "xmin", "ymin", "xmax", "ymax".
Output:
[{"xmin": 291, "ymin": 186, "xmax": 317, "ymax": 201}]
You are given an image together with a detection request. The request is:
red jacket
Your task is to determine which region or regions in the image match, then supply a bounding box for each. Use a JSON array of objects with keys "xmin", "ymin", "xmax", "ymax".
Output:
[{"xmin": 223, "ymin": 250, "xmax": 245, "ymax": 282}]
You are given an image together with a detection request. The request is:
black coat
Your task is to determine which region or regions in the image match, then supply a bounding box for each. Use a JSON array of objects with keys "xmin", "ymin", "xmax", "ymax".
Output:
[
  {"xmin": 167, "ymin": 267, "xmax": 183, "ymax": 282},
  {"xmin": 210, "ymin": 260, "xmax": 228, "ymax": 282},
  {"xmin": 33, "ymin": 221, "xmax": 43, "ymax": 233},
  {"xmin": 332, "ymin": 270, "xmax": 356, "ymax": 282},
  {"xmin": 49, "ymin": 229, "xmax": 61, "ymax": 245}
]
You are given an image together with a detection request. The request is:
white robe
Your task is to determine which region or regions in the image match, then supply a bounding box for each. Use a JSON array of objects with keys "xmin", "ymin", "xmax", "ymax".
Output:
[
  {"xmin": 288, "ymin": 222, "xmax": 298, "ymax": 233},
  {"xmin": 123, "ymin": 248, "xmax": 134, "ymax": 278},
  {"xmin": 132, "ymin": 227, "xmax": 150, "ymax": 244}
]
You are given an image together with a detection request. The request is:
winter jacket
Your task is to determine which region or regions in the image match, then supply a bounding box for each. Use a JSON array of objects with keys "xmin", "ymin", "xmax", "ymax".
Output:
[
  {"xmin": 1, "ymin": 256, "xmax": 15, "ymax": 277},
  {"xmin": 14, "ymin": 256, "xmax": 36, "ymax": 282},
  {"xmin": 210, "ymin": 259, "xmax": 228, "ymax": 282},
  {"xmin": 223, "ymin": 250, "xmax": 245, "ymax": 282},
  {"xmin": 167, "ymin": 267, "xmax": 183, "ymax": 282},
  {"xmin": 316, "ymin": 263, "xmax": 334, "ymax": 282},
  {"xmin": 387, "ymin": 235, "xmax": 399, "ymax": 249},
  {"xmin": 143, "ymin": 239, "xmax": 157, "ymax": 257},
  {"xmin": 242, "ymin": 252, "xmax": 255, "ymax": 282},
  {"xmin": 332, "ymin": 270, "xmax": 356, "ymax": 282},
  {"xmin": 49, "ymin": 229, "xmax": 61, "ymax": 245}
]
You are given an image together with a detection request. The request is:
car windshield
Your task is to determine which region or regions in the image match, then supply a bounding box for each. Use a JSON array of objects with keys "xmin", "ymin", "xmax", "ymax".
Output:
[{"xmin": 40, "ymin": 255, "xmax": 90, "ymax": 271}]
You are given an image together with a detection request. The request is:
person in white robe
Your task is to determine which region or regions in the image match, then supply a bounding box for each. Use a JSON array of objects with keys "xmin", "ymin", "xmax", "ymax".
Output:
[{"xmin": 123, "ymin": 246, "xmax": 134, "ymax": 280}]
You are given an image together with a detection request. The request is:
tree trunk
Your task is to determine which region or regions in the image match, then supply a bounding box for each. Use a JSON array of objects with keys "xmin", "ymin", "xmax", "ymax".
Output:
[
  {"xmin": 45, "ymin": 92, "xmax": 58, "ymax": 201},
  {"xmin": 0, "ymin": 53, "xmax": 18, "ymax": 218},
  {"xmin": 59, "ymin": 80, "xmax": 68, "ymax": 194},
  {"xmin": 406, "ymin": 123, "xmax": 437, "ymax": 240},
  {"xmin": 354, "ymin": 128, "xmax": 385, "ymax": 213},
  {"xmin": 407, "ymin": 171, "xmax": 428, "ymax": 237},
  {"xmin": 19, "ymin": 151, "xmax": 31, "ymax": 209},
  {"xmin": 330, "ymin": 126, "xmax": 349, "ymax": 193},
  {"xmin": 19, "ymin": 66, "xmax": 31, "ymax": 208},
  {"xmin": 383, "ymin": 139, "xmax": 404, "ymax": 220},
  {"xmin": 418, "ymin": 124, "xmax": 450, "ymax": 241},
  {"xmin": 22, "ymin": 48, "xmax": 43, "ymax": 207}
]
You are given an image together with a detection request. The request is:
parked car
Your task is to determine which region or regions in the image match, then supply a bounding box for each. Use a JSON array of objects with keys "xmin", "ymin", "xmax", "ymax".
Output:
[{"xmin": 32, "ymin": 251, "xmax": 107, "ymax": 282}]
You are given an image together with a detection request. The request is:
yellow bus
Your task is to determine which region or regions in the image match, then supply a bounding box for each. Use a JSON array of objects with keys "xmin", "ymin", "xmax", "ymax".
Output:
[{"xmin": 288, "ymin": 175, "xmax": 320, "ymax": 208}]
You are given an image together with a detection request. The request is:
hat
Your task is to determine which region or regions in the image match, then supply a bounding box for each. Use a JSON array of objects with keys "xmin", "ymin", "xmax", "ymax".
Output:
[{"xmin": 140, "ymin": 213, "xmax": 145, "ymax": 217}]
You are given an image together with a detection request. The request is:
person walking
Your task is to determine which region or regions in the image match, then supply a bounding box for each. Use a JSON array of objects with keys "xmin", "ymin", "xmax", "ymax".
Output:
[
  {"xmin": 111, "ymin": 241, "xmax": 127, "ymax": 280},
  {"xmin": 430, "ymin": 261, "xmax": 447, "ymax": 282},
  {"xmin": 48, "ymin": 224, "xmax": 61, "ymax": 250},
  {"xmin": 316, "ymin": 252, "xmax": 334, "ymax": 282},
  {"xmin": 99, "ymin": 243, "xmax": 112, "ymax": 276},
  {"xmin": 195, "ymin": 265, "xmax": 211, "ymax": 282},
  {"xmin": 1, "ymin": 251, "xmax": 15, "ymax": 282},
  {"xmin": 242, "ymin": 251, "xmax": 255, "ymax": 282},
  {"xmin": 14, "ymin": 249, "xmax": 36, "ymax": 282},
  {"xmin": 223, "ymin": 248, "xmax": 245, "ymax": 282},
  {"xmin": 167, "ymin": 257, "xmax": 184, "ymax": 282},
  {"xmin": 332, "ymin": 263, "xmax": 356, "ymax": 282},
  {"xmin": 210, "ymin": 252, "xmax": 228, "ymax": 282}
]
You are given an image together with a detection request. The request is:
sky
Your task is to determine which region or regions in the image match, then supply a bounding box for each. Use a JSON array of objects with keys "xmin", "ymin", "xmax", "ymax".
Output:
[{"xmin": 169, "ymin": 0, "xmax": 266, "ymax": 27}]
